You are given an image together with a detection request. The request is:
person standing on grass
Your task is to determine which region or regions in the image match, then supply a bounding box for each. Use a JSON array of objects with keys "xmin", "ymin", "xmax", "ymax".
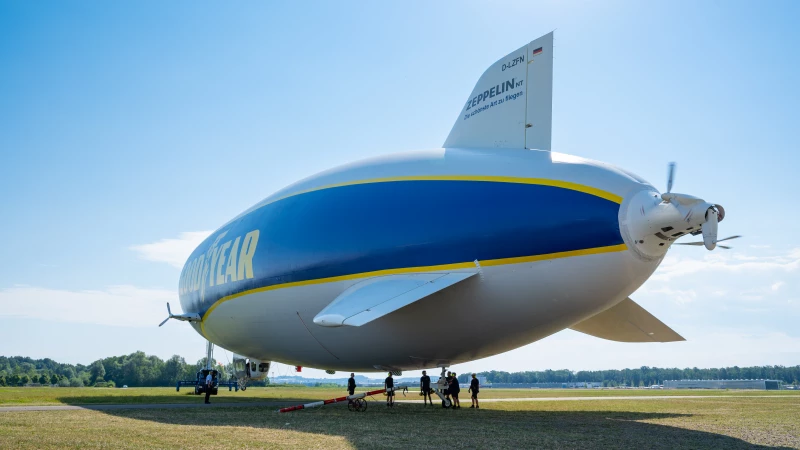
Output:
[
  {"xmin": 420, "ymin": 370, "xmax": 433, "ymax": 406},
  {"xmin": 449, "ymin": 372, "xmax": 461, "ymax": 409},
  {"xmin": 204, "ymin": 371, "xmax": 213, "ymax": 404},
  {"xmin": 347, "ymin": 373, "xmax": 357, "ymax": 405},
  {"xmin": 385, "ymin": 372, "xmax": 395, "ymax": 407},
  {"xmin": 444, "ymin": 371, "xmax": 454, "ymax": 407},
  {"xmin": 469, "ymin": 373, "xmax": 480, "ymax": 408}
]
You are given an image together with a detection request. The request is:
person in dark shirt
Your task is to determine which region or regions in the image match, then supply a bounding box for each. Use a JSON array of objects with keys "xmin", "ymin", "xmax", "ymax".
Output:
[
  {"xmin": 347, "ymin": 373, "xmax": 357, "ymax": 405},
  {"xmin": 384, "ymin": 372, "xmax": 394, "ymax": 407},
  {"xmin": 449, "ymin": 372, "xmax": 461, "ymax": 409},
  {"xmin": 420, "ymin": 370, "xmax": 432, "ymax": 406},
  {"xmin": 469, "ymin": 373, "xmax": 480, "ymax": 408}
]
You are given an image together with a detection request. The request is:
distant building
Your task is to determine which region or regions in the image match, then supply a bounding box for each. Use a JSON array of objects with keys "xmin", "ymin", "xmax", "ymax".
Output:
[{"xmin": 664, "ymin": 379, "xmax": 783, "ymax": 390}]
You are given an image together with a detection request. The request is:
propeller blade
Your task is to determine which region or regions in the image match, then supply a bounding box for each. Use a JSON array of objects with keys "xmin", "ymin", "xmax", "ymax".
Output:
[
  {"xmin": 718, "ymin": 245, "xmax": 732, "ymax": 249},
  {"xmin": 159, "ymin": 317, "xmax": 170, "ymax": 327},
  {"xmin": 167, "ymin": 302, "xmax": 172, "ymax": 315},
  {"xmin": 675, "ymin": 241, "xmax": 705, "ymax": 246},
  {"xmin": 716, "ymin": 235, "xmax": 742, "ymax": 243},
  {"xmin": 666, "ymin": 162, "xmax": 676, "ymax": 193}
]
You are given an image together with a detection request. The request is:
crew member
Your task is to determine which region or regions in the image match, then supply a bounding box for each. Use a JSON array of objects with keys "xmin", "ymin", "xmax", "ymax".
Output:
[
  {"xmin": 449, "ymin": 372, "xmax": 461, "ymax": 408},
  {"xmin": 444, "ymin": 371, "xmax": 453, "ymax": 407},
  {"xmin": 204, "ymin": 371, "xmax": 213, "ymax": 404},
  {"xmin": 384, "ymin": 372, "xmax": 395, "ymax": 407},
  {"xmin": 347, "ymin": 373, "xmax": 357, "ymax": 405},
  {"xmin": 420, "ymin": 370, "xmax": 432, "ymax": 406},
  {"xmin": 469, "ymin": 373, "xmax": 480, "ymax": 408}
]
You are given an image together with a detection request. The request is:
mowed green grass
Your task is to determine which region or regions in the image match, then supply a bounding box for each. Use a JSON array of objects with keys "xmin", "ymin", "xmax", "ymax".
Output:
[
  {"xmin": 0, "ymin": 394, "xmax": 798, "ymax": 449},
  {"xmin": 0, "ymin": 388, "xmax": 799, "ymax": 449},
  {"xmin": 1, "ymin": 386, "xmax": 797, "ymax": 406}
]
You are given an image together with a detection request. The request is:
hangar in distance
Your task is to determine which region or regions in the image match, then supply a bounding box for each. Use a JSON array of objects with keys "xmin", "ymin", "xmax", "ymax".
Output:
[{"xmin": 161, "ymin": 32, "xmax": 738, "ymax": 380}]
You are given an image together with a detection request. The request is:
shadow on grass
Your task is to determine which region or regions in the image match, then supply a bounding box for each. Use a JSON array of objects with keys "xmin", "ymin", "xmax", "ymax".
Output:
[
  {"xmin": 52, "ymin": 392, "xmax": 325, "ymax": 406},
  {"xmin": 84, "ymin": 402, "xmax": 791, "ymax": 449}
]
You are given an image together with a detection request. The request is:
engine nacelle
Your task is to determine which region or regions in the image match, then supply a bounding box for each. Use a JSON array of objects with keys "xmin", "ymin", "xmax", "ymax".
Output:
[{"xmin": 232, "ymin": 354, "xmax": 270, "ymax": 389}]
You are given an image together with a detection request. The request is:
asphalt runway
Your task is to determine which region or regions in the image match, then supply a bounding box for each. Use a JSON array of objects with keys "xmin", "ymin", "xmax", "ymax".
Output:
[{"xmin": 0, "ymin": 395, "xmax": 790, "ymax": 412}]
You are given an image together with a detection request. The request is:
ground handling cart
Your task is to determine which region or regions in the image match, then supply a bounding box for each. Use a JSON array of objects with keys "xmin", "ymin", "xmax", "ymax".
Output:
[{"xmin": 175, "ymin": 369, "xmax": 239, "ymax": 394}]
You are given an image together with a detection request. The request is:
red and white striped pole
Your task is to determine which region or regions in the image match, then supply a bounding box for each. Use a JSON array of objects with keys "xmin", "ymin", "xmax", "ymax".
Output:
[{"xmin": 279, "ymin": 386, "xmax": 407, "ymax": 413}]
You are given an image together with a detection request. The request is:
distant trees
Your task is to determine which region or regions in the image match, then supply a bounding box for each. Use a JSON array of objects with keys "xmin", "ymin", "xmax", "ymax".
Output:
[
  {"xmin": 89, "ymin": 361, "xmax": 105, "ymax": 384},
  {"xmin": 471, "ymin": 365, "xmax": 800, "ymax": 386},
  {"xmin": 2, "ymin": 353, "xmax": 798, "ymax": 389}
]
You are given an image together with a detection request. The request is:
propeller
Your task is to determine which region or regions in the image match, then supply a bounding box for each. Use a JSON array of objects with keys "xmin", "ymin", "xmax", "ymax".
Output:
[
  {"xmin": 158, "ymin": 303, "xmax": 174, "ymax": 327},
  {"xmin": 158, "ymin": 302, "xmax": 201, "ymax": 326},
  {"xmin": 666, "ymin": 162, "xmax": 675, "ymax": 194},
  {"xmin": 676, "ymin": 235, "xmax": 741, "ymax": 250}
]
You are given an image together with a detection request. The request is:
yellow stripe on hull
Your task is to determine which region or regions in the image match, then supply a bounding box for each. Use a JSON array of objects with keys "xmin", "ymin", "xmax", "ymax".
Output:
[{"xmin": 199, "ymin": 243, "xmax": 628, "ymax": 338}]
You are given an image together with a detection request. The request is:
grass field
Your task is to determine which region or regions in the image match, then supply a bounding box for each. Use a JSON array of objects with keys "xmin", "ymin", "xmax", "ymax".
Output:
[
  {"xmin": 1, "ymin": 385, "xmax": 797, "ymax": 405},
  {"xmin": 1, "ymin": 387, "xmax": 798, "ymax": 449}
]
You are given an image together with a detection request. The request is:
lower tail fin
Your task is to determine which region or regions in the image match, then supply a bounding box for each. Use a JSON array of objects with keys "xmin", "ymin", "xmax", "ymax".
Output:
[{"xmin": 570, "ymin": 297, "xmax": 685, "ymax": 343}]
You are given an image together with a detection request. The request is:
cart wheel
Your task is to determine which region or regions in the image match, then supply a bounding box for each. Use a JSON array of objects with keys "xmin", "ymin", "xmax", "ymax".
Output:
[
  {"xmin": 356, "ymin": 398, "xmax": 368, "ymax": 412},
  {"xmin": 241, "ymin": 386, "xmax": 246, "ymax": 391}
]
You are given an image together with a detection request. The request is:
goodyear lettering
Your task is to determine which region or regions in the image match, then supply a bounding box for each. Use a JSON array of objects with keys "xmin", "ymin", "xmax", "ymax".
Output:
[
  {"xmin": 225, "ymin": 236, "xmax": 241, "ymax": 283},
  {"xmin": 465, "ymin": 78, "xmax": 516, "ymax": 111},
  {"xmin": 215, "ymin": 240, "xmax": 232, "ymax": 285},
  {"xmin": 501, "ymin": 55, "xmax": 524, "ymax": 71},
  {"xmin": 238, "ymin": 230, "xmax": 259, "ymax": 280},
  {"xmin": 179, "ymin": 229, "xmax": 259, "ymax": 295}
]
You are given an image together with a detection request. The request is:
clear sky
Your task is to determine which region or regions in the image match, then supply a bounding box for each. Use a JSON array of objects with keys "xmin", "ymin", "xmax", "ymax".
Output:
[{"xmin": 1, "ymin": 0, "xmax": 798, "ymax": 379}]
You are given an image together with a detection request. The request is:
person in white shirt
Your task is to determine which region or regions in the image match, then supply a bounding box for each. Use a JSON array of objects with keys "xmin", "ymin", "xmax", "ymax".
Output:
[{"xmin": 204, "ymin": 372, "xmax": 213, "ymax": 404}]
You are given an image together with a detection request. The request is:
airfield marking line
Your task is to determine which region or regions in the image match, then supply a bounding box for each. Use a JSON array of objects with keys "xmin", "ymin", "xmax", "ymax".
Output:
[{"xmin": 0, "ymin": 395, "xmax": 794, "ymax": 412}]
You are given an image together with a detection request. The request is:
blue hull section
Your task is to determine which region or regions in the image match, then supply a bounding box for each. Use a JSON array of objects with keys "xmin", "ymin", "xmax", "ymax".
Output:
[{"xmin": 179, "ymin": 180, "xmax": 623, "ymax": 315}]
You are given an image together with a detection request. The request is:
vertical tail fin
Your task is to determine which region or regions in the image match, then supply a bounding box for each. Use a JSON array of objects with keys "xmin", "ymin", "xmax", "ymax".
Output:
[{"xmin": 443, "ymin": 32, "xmax": 553, "ymax": 151}]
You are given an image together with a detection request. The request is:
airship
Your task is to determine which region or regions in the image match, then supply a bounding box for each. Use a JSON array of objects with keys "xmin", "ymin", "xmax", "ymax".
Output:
[{"xmin": 161, "ymin": 32, "xmax": 737, "ymax": 381}]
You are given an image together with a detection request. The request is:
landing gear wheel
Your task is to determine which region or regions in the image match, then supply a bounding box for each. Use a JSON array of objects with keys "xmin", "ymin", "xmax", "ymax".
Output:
[
  {"xmin": 348, "ymin": 398, "xmax": 367, "ymax": 412},
  {"xmin": 240, "ymin": 386, "xmax": 246, "ymax": 391},
  {"xmin": 442, "ymin": 398, "xmax": 452, "ymax": 408}
]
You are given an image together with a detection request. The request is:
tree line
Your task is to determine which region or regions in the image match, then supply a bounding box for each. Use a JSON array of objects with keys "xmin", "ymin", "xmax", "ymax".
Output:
[
  {"xmin": 1, "ymin": 353, "xmax": 798, "ymax": 387},
  {"xmin": 0, "ymin": 353, "xmax": 247, "ymax": 388},
  {"xmin": 462, "ymin": 366, "xmax": 800, "ymax": 387}
]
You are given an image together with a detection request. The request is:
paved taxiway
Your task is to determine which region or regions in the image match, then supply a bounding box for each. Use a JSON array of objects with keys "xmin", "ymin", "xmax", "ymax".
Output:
[{"xmin": 0, "ymin": 395, "xmax": 789, "ymax": 412}]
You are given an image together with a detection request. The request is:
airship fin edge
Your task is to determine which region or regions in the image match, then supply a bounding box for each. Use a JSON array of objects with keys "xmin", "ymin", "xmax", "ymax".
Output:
[
  {"xmin": 569, "ymin": 297, "xmax": 685, "ymax": 343},
  {"xmin": 313, "ymin": 272, "xmax": 477, "ymax": 327},
  {"xmin": 443, "ymin": 32, "xmax": 553, "ymax": 151}
]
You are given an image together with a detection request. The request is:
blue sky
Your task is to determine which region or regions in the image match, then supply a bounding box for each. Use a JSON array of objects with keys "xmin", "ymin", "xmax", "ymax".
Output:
[{"xmin": 1, "ymin": 1, "xmax": 798, "ymax": 378}]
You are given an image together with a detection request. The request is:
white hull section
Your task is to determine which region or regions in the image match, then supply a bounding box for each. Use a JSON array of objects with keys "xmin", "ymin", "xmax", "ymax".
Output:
[{"xmin": 196, "ymin": 249, "xmax": 659, "ymax": 372}]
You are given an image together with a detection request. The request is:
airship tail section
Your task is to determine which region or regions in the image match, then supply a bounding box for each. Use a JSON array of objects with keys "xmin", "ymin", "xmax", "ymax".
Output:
[
  {"xmin": 443, "ymin": 32, "xmax": 553, "ymax": 151},
  {"xmin": 570, "ymin": 297, "xmax": 685, "ymax": 343}
]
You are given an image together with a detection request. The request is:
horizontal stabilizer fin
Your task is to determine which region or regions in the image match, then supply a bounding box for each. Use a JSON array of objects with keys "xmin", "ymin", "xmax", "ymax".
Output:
[
  {"xmin": 570, "ymin": 297, "xmax": 685, "ymax": 343},
  {"xmin": 313, "ymin": 272, "xmax": 477, "ymax": 327}
]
